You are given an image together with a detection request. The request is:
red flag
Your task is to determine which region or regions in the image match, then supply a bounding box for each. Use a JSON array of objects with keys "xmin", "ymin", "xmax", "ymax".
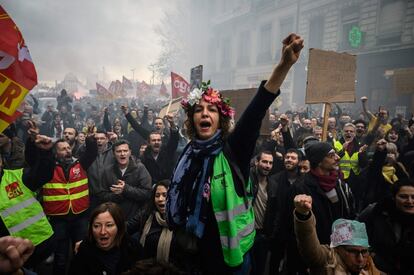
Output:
[
  {"xmin": 96, "ymin": 83, "xmax": 114, "ymax": 99},
  {"xmin": 159, "ymin": 81, "xmax": 169, "ymax": 97},
  {"xmin": 171, "ymin": 72, "xmax": 190, "ymax": 99},
  {"xmin": 0, "ymin": 6, "xmax": 38, "ymax": 132},
  {"xmin": 122, "ymin": 76, "xmax": 133, "ymax": 90}
]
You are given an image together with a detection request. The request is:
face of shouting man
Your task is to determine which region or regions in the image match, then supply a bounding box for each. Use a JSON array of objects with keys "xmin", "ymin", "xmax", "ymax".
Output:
[
  {"xmin": 114, "ymin": 143, "xmax": 131, "ymax": 169},
  {"xmin": 148, "ymin": 133, "xmax": 162, "ymax": 154},
  {"xmin": 343, "ymin": 125, "xmax": 356, "ymax": 143}
]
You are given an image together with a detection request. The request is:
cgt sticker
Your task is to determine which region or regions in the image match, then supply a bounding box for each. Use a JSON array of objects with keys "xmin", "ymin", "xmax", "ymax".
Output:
[{"xmin": 5, "ymin": 181, "xmax": 23, "ymax": 199}]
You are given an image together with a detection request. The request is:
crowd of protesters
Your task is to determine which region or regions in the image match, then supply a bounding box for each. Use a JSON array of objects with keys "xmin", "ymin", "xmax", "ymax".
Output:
[{"xmin": 1, "ymin": 33, "xmax": 414, "ymax": 275}]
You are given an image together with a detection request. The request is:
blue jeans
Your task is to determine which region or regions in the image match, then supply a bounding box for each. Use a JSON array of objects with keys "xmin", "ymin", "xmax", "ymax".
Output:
[{"xmin": 49, "ymin": 213, "xmax": 88, "ymax": 275}]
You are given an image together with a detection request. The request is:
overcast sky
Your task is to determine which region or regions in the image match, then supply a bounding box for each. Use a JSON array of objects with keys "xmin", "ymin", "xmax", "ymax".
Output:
[{"xmin": 1, "ymin": 0, "xmax": 173, "ymax": 84}]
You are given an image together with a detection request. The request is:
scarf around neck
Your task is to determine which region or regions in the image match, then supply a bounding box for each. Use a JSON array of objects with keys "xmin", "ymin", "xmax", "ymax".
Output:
[
  {"xmin": 382, "ymin": 165, "xmax": 398, "ymax": 184},
  {"xmin": 140, "ymin": 211, "xmax": 173, "ymax": 263},
  {"xmin": 311, "ymin": 169, "xmax": 339, "ymax": 192},
  {"xmin": 166, "ymin": 130, "xmax": 223, "ymax": 238}
]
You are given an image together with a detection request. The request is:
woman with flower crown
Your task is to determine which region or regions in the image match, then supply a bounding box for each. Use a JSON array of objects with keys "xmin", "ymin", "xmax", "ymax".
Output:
[{"xmin": 166, "ymin": 34, "xmax": 304, "ymax": 274}]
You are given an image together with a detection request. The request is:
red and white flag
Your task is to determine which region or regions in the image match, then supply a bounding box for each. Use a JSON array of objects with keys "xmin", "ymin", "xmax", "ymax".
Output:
[
  {"xmin": 96, "ymin": 83, "xmax": 114, "ymax": 99},
  {"xmin": 171, "ymin": 72, "xmax": 190, "ymax": 99},
  {"xmin": 0, "ymin": 6, "xmax": 38, "ymax": 132}
]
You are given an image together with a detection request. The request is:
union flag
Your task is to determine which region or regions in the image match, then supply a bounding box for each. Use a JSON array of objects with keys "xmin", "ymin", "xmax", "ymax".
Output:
[
  {"xmin": 171, "ymin": 72, "xmax": 190, "ymax": 99},
  {"xmin": 0, "ymin": 6, "xmax": 38, "ymax": 132}
]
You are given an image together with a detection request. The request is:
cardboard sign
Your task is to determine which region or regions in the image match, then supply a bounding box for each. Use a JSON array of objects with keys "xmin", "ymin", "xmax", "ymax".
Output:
[
  {"xmin": 221, "ymin": 88, "xmax": 270, "ymax": 135},
  {"xmin": 305, "ymin": 49, "xmax": 356, "ymax": 104},
  {"xmin": 159, "ymin": 97, "xmax": 182, "ymax": 118},
  {"xmin": 393, "ymin": 68, "xmax": 414, "ymax": 95}
]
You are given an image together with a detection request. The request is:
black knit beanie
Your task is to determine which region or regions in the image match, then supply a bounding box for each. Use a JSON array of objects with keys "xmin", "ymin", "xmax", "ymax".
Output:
[{"xmin": 305, "ymin": 142, "xmax": 334, "ymax": 168}]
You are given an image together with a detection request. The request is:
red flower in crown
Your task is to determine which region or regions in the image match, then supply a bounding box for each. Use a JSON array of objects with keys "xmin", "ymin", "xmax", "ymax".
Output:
[{"xmin": 181, "ymin": 81, "xmax": 235, "ymax": 118}]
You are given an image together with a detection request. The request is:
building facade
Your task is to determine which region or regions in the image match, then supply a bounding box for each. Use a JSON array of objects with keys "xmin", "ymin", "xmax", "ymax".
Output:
[{"xmin": 201, "ymin": 0, "xmax": 414, "ymax": 115}]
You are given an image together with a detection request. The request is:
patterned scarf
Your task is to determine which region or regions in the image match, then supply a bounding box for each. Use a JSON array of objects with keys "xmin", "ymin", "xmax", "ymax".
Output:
[{"xmin": 167, "ymin": 130, "xmax": 223, "ymax": 238}]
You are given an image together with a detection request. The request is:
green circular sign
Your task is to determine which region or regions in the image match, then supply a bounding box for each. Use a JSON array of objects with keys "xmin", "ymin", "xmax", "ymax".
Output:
[{"xmin": 348, "ymin": 26, "xmax": 362, "ymax": 48}]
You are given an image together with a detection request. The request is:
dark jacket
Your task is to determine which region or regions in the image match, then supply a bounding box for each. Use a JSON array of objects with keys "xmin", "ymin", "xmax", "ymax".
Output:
[
  {"xmin": 125, "ymin": 112, "xmax": 179, "ymax": 183},
  {"xmin": 359, "ymin": 199, "xmax": 414, "ymax": 275},
  {"xmin": 69, "ymin": 237, "xmax": 138, "ymax": 275},
  {"xmin": 1, "ymin": 137, "xmax": 25, "ymax": 169},
  {"xmin": 270, "ymin": 170, "xmax": 304, "ymax": 242},
  {"xmin": 141, "ymin": 129, "xmax": 179, "ymax": 184},
  {"xmin": 362, "ymin": 150, "xmax": 409, "ymax": 207},
  {"xmin": 291, "ymin": 172, "xmax": 355, "ymax": 244},
  {"xmin": 99, "ymin": 158, "xmax": 152, "ymax": 220}
]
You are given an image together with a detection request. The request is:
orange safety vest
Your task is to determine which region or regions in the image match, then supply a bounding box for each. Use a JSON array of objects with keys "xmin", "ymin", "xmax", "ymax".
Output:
[{"xmin": 42, "ymin": 162, "xmax": 89, "ymax": 215}]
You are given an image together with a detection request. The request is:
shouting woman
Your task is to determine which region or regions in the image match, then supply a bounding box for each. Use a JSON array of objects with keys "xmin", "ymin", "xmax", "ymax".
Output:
[{"xmin": 166, "ymin": 33, "xmax": 304, "ymax": 274}]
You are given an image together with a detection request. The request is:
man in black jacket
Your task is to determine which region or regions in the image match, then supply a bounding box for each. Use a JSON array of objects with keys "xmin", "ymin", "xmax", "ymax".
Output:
[
  {"xmin": 268, "ymin": 148, "xmax": 304, "ymax": 274},
  {"xmin": 285, "ymin": 141, "xmax": 355, "ymax": 274},
  {"xmin": 122, "ymin": 105, "xmax": 179, "ymax": 184}
]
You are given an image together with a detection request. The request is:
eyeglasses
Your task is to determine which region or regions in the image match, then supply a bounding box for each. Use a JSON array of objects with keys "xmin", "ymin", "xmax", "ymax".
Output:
[{"xmin": 342, "ymin": 247, "xmax": 369, "ymax": 257}]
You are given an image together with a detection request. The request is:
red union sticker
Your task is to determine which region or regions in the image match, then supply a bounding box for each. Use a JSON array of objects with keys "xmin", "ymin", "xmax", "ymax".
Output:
[
  {"xmin": 5, "ymin": 181, "xmax": 23, "ymax": 199},
  {"xmin": 72, "ymin": 167, "xmax": 81, "ymax": 179}
]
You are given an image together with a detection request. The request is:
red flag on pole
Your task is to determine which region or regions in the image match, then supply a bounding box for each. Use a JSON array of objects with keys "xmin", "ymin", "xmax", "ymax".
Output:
[
  {"xmin": 171, "ymin": 72, "xmax": 190, "ymax": 99},
  {"xmin": 96, "ymin": 83, "xmax": 114, "ymax": 99},
  {"xmin": 0, "ymin": 6, "xmax": 38, "ymax": 132},
  {"xmin": 159, "ymin": 81, "xmax": 169, "ymax": 97}
]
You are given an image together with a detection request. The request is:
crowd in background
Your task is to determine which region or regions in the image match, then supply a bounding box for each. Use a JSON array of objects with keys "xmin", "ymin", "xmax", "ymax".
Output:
[{"xmin": 1, "ymin": 33, "xmax": 414, "ymax": 275}]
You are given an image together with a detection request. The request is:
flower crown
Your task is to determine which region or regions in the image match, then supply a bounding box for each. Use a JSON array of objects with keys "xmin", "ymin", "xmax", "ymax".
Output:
[{"xmin": 181, "ymin": 81, "xmax": 235, "ymax": 118}]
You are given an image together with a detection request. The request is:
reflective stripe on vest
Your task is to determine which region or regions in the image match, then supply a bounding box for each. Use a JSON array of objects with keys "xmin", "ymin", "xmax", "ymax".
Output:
[
  {"xmin": 42, "ymin": 189, "xmax": 89, "ymax": 202},
  {"xmin": 334, "ymin": 140, "xmax": 360, "ymax": 179},
  {"xmin": 43, "ymin": 178, "xmax": 88, "ymax": 190},
  {"xmin": 42, "ymin": 162, "xmax": 89, "ymax": 215},
  {"xmin": 0, "ymin": 169, "xmax": 53, "ymax": 246},
  {"xmin": 211, "ymin": 152, "xmax": 255, "ymax": 267}
]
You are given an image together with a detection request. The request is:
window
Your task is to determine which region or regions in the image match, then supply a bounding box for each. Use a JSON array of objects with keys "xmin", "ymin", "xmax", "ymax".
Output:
[
  {"xmin": 238, "ymin": 31, "xmax": 250, "ymax": 66},
  {"xmin": 308, "ymin": 16, "xmax": 324, "ymax": 49},
  {"xmin": 257, "ymin": 23, "xmax": 272, "ymax": 64},
  {"xmin": 377, "ymin": 0, "xmax": 405, "ymax": 45}
]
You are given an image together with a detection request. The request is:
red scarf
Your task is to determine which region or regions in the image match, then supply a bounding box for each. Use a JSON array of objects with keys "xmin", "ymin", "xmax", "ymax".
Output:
[{"xmin": 310, "ymin": 169, "xmax": 340, "ymax": 192}]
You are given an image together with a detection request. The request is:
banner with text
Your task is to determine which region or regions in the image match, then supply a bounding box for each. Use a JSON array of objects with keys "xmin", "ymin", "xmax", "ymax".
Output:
[{"xmin": 0, "ymin": 6, "xmax": 38, "ymax": 132}]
